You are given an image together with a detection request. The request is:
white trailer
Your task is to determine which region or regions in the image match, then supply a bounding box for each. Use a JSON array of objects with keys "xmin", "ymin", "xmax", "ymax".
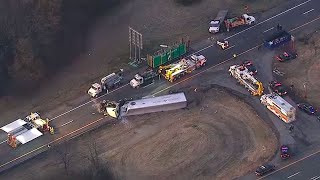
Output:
[
  {"xmin": 260, "ymin": 93, "xmax": 296, "ymax": 123},
  {"xmin": 120, "ymin": 92, "xmax": 187, "ymax": 116},
  {"xmin": 229, "ymin": 65, "xmax": 263, "ymax": 96}
]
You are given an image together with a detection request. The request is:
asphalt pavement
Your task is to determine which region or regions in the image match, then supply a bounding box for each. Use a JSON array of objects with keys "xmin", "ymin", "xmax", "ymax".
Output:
[
  {"xmin": 261, "ymin": 151, "xmax": 320, "ymax": 180},
  {"xmin": 0, "ymin": 0, "xmax": 320, "ymax": 175}
]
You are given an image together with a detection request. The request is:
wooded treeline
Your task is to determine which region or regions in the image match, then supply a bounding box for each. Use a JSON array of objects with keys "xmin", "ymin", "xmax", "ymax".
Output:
[{"xmin": 0, "ymin": 0, "xmax": 122, "ymax": 95}]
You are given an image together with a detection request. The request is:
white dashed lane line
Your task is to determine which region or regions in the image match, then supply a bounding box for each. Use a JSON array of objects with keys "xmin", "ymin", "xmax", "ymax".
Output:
[
  {"xmin": 263, "ymin": 27, "xmax": 275, "ymax": 33},
  {"xmin": 287, "ymin": 171, "xmax": 301, "ymax": 179},
  {"xmin": 303, "ymin": 9, "xmax": 315, "ymax": 15},
  {"xmin": 311, "ymin": 175, "xmax": 320, "ymax": 180},
  {"xmin": 60, "ymin": 120, "xmax": 74, "ymax": 127}
]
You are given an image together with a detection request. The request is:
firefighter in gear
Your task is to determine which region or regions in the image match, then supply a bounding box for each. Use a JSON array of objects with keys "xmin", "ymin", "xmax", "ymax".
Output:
[
  {"xmin": 217, "ymin": 40, "xmax": 229, "ymax": 50},
  {"xmin": 49, "ymin": 127, "xmax": 55, "ymax": 135}
]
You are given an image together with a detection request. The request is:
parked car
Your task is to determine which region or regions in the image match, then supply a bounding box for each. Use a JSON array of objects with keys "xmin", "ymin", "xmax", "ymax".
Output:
[
  {"xmin": 280, "ymin": 145, "xmax": 290, "ymax": 160},
  {"xmin": 275, "ymin": 51, "xmax": 298, "ymax": 62},
  {"xmin": 242, "ymin": 60, "xmax": 257, "ymax": 75},
  {"xmin": 269, "ymin": 81, "xmax": 287, "ymax": 96},
  {"xmin": 255, "ymin": 164, "xmax": 275, "ymax": 176},
  {"xmin": 297, "ymin": 103, "xmax": 317, "ymax": 115}
]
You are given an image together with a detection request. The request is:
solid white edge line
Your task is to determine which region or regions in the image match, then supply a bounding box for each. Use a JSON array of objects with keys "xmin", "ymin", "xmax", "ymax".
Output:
[
  {"xmin": 49, "ymin": 0, "xmax": 313, "ymax": 122},
  {"xmin": 287, "ymin": 171, "xmax": 300, "ymax": 178},
  {"xmin": 303, "ymin": 9, "xmax": 315, "ymax": 15},
  {"xmin": 0, "ymin": 140, "xmax": 7, "ymax": 145},
  {"xmin": 224, "ymin": 0, "xmax": 312, "ymax": 40}
]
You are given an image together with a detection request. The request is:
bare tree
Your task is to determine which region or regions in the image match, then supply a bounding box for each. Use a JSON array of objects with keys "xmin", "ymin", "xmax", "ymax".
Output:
[
  {"xmin": 55, "ymin": 142, "xmax": 72, "ymax": 175},
  {"xmin": 81, "ymin": 134, "xmax": 114, "ymax": 180}
]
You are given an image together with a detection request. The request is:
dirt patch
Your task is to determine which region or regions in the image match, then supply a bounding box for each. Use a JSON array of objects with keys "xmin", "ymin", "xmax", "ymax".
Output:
[
  {"xmin": 0, "ymin": 87, "xmax": 278, "ymax": 180},
  {"xmin": 274, "ymin": 30, "xmax": 320, "ymax": 108}
]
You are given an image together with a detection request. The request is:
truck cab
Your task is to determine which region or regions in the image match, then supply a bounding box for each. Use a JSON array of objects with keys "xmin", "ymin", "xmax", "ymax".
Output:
[
  {"xmin": 209, "ymin": 20, "xmax": 220, "ymax": 33},
  {"xmin": 242, "ymin": 14, "xmax": 255, "ymax": 25},
  {"xmin": 88, "ymin": 83, "xmax": 102, "ymax": 98},
  {"xmin": 130, "ymin": 74, "xmax": 143, "ymax": 88}
]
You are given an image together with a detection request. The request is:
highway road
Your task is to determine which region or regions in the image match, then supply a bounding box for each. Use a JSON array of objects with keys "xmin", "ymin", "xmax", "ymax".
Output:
[
  {"xmin": 260, "ymin": 151, "xmax": 320, "ymax": 180},
  {"xmin": 0, "ymin": 0, "xmax": 320, "ymax": 175}
]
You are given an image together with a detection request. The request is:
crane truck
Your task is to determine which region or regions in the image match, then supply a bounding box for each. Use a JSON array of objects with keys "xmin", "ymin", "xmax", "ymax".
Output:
[
  {"xmin": 0, "ymin": 112, "xmax": 54, "ymax": 148},
  {"xmin": 88, "ymin": 69, "xmax": 124, "ymax": 98},
  {"xmin": 98, "ymin": 92, "xmax": 187, "ymax": 119},
  {"xmin": 260, "ymin": 93, "xmax": 296, "ymax": 123},
  {"xmin": 209, "ymin": 10, "xmax": 228, "ymax": 33},
  {"xmin": 158, "ymin": 54, "xmax": 207, "ymax": 82},
  {"xmin": 225, "ymin": 14, "xmax": 255, "ymax": 32},
  {"xmin": 229, "ymin": 65, "xmax": 264, "ymax": 96},
  {"xmin": 130, "ymin": 69, "xmax": 158, "ymax": 88}
]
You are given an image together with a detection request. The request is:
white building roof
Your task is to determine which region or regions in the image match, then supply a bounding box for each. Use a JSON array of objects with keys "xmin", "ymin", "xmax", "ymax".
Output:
[
  {"xmin": 127, "ymin": 92, "xmax": 187, "ymax": 111},
  {"xmin": 16, "ymin": 128, "xmax": 43, "ymax": 144},
  {"xmin": 1, "ymin": 119, "xmax": 27, "ymax": 133}
]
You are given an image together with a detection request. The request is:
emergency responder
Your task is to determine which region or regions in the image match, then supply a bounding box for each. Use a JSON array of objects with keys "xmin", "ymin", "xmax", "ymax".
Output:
[{"xmin": 277, "ymin": 23, "xmax": 283, "ymax": 31}]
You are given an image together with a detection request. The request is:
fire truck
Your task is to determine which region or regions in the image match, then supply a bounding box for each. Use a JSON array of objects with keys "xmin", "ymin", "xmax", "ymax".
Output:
[
  {"xmin": 229, "ymin": 64, "xmax": 264, "ymax": 96},
  {"xmin": 0, "ymin": 112, "xmax": 54, "ymax": 148},
  {"xmin": 158, "ymin": 54, "xmax": 206, "ymax": 82},
  {"xmin": 260, "ymin": 93, "xmax": 296, "ymax": 123}
]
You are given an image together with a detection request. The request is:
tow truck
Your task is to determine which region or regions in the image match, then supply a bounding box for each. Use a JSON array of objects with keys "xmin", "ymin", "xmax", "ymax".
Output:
[
  {"xmin": 229, "ymin": 64, "xmax": 264, "ymax": 96},
  {"xmin": 158, "ymin": 54, "xmax": 206, "ymax": 82},
  {"xmin": 87, "ymin": 69, "xmax": 123, "ymax": 97},
  {"xmin": 130, "ymin": 69, "xmax": 158, "ymax": 88},
  {"xmin": 225, "ymin": 14, "xmax": 255, "ymax": 32}
]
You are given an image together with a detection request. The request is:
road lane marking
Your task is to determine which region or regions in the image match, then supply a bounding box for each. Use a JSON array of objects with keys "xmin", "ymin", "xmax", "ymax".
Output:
[
  {"xmin": 47, "ymin": 0, "xmax": 313, "ymax": 122},
  {"xmin": 259, "ymin": 151, "xmax": 320, "ymax": 179},
  {"xmin": 0, "ymin": 140, "xmax": 7, "ymax": 145},
  {"xmin": 1, "ymin": 15, "xmax": 320, "ymax": 171},
  {"xmin": 224, "ymin": 0, "xmax": 312, "ymax": 40},
  {"xmin": 311, "ymin": 176, "xmax": 320, "ymax": 180},
  {"xmin": 60, "ymin": 120, "xmax": 74, "ymax": 127},
  {"xmin": 289, "ymin": 15, "xmax": 320, "ymax": 32},
  {"xmin": 303, "ymin": 9, "xmax": 315, "ymax": 15},
  {"xmin": 226, "ymin": 45, "xmax": 235, "ymax": 50},
  {"xmin": 288, "ymin": 172, "xmax": 301, "ymax": 178},
  {"xmin": 263, "ymin": 27, "xmax": 274, "ymax": 33},
  {"xmin": 0, "ymin": 117, "xmax": 104, "ymax": 169}
]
